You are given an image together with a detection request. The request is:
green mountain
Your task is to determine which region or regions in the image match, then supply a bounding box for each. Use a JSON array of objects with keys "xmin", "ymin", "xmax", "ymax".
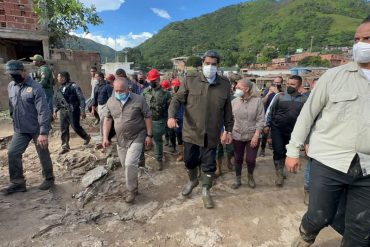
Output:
[
  {"xmin": 134, "ymin": 0, "xmax": 369, "ymax": 68},
  {"xmin": 63, "ymin": 36, "xmax": 117, "ymax": 62}
]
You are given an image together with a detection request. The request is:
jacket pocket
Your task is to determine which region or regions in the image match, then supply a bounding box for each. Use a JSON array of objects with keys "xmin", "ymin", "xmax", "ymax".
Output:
[{"xmin": 328, "ymin": 92, "xmax": 357, "ymax": 121}]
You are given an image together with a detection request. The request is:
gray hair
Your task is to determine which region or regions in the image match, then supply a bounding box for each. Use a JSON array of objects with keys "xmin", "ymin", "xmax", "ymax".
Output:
[
  {"xmin": 114, "ymin": 77, "xmax": 130, "ymax": 90},
  {"xmin": 238, "ymin": 78, "xmax": 258, "ymax": 96}
]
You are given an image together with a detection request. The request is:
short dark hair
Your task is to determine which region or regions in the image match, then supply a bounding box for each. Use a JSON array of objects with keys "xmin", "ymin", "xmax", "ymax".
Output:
[
  {"xmin": 130, "ymin": 73, "xmax": 138, "ymax": 81},
  {"xmin": 361, "ymin": 15, "xmax": 370, "ymax": 24},
  {"xmin": 289, "ymin": 75, "xmax": 302, "ymax": 85},
  {"xmin": 115, "ymin": 68, "xmax": 127, "ymax": 78},
  {"xmin": 90, "ymin": 66, "xmax": 97, "ymax": 71},
  {"xmin": 59, "ymin": 71, "xmax": 70, "ymax": 82},
  {"xmin": 202, "ymin": 50, "xmax": 221, "ymax": 64},
  {"xmin": 97, "ymin": 72, "xmax": 104, "ymax": 79}
]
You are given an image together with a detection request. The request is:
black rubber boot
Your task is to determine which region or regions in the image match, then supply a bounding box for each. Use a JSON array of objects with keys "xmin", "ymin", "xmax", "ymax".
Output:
[
  {"xmin": 1, "ymin": 183, "xmax": 27, "ymax": 195},
  {"xmin": 182, "ymin": 168, "xmax": 199, "ymax": 196},
  {"xmin": 274, "ymin": 160, "xmax": 284, "ymax": 187}
]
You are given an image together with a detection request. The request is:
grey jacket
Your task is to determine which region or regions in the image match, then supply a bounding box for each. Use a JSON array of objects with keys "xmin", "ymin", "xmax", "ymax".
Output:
[{"xmin": 8, "ymin": 77, "xmax": 51, "ymax": 135}]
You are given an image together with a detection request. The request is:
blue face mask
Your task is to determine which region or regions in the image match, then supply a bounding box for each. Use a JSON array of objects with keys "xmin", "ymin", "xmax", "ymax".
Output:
[{"xmin": 115, "ymin": 92, "xmax": 128, "ymax": 101}]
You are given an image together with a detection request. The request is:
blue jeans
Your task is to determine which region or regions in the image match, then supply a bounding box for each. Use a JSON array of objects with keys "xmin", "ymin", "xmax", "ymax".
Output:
[{"xmin": 304, "ymin": 158, "xmax": 311, "ymax": 191}]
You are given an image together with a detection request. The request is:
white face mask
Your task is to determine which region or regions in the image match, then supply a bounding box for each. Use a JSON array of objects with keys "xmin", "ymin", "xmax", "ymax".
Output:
[
  {"xmin": 202, "ymin": 65, "xmax": 218, "ymax": 79},
  {"xmin": 234, "ymin": 89, "xmax": 244, "ymax": 98},
  {"xmin": 353, "ymin": 42, "xmax": 370, "ymax": 63}
]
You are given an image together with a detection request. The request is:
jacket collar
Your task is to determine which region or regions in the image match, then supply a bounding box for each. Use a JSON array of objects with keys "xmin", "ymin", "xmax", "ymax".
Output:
[{"xmin": 199, "ymin": 72, "xmax": 221, "ymax": 85}]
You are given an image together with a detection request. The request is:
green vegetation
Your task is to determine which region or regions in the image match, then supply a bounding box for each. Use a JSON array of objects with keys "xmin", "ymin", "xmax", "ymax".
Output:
[
  {"xmin": 186, "ymin": 56, "xmax": 202, "ymax": 68},
  {"xmin": 33, "ymin": 0, "xmax": 103, "ymax": 47},
  {"xmin": 134, "ymin": 0, "xmax": 369, "ymax": 68},
  {"xmin": 298, "ymin": 56, "xmax": 330, "ymax": 67}
]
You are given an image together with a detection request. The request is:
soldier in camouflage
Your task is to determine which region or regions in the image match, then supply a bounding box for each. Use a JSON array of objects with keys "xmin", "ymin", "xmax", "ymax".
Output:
[
  {"xmin": 30, "ymin": 54, "xmax": 54, "ymax": 120},
  {"xmin": 143, "ymin": 69, "xmax": 171, "ymax": 171}
]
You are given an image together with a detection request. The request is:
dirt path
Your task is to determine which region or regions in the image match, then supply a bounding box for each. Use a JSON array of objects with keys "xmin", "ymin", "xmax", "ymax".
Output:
[{"xmin": 0, "ymin": 117, "xmax": 341, "ymax": 247}]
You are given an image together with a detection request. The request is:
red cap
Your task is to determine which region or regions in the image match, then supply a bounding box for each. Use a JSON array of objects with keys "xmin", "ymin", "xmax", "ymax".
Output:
[
  {"xmin": 161, "ymin": 80, "xmax": 170, "ymax": 90},
  {"xmin": 147, "ymin": 69, "xmax": 160, "ymax": 81},
  {"xmin": 171, "ymin": 78, "xmax": 181, "ymax": 87},
  {"xmin": 106, "ymin": 74, "xmax": 115, "ymax": 81}
]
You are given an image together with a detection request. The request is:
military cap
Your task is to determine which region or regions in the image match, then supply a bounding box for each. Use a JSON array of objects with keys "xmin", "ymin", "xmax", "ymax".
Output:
[
  {"xmin": 30, "ymin": 54, "xmax": 44, "ymax": 61},
  {"xmin": 5, "ymin": 60, "xmax": 24, "ymax": 74}
]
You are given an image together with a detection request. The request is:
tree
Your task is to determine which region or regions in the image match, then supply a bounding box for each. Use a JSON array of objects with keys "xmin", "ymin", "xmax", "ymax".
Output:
[
  {"xmin": 33, "ymin": 0, "xmax": 103, "ymax": 47},
  {"xmin": 298, "ymin": 56, "xmax": 330, "ymax": 67},
  {"xmin": 186, "ymin": 56, "xmax": 202, "ymax": 68}
]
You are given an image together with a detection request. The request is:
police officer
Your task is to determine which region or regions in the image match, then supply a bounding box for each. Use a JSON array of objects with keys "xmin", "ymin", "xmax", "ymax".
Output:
[
  {"xmin": 2, "ymin": 60, "xmax": 54, "ymax": 194},
  {"xmin": 30, "ymin": 54, "xmax": 54, "ymax": 120},
  {"xmin": 143, "ymin": 69, "xmax": 171, "ymax": 171},
  {"xmin": 54, "ymin": 71, "xmax": 91, "ymax": 154}
]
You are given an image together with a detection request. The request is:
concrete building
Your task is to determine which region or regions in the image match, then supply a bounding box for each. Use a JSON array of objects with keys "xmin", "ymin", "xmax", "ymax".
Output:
[{"xmin": 0, "ymin": 0, "xmax": 49, "ymax": 62}]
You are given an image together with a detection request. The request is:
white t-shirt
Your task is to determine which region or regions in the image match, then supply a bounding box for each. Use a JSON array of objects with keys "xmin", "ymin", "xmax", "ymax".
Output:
[{"xmin": 361, "ymin": 68, "xmax": 370, "ymax": 81}]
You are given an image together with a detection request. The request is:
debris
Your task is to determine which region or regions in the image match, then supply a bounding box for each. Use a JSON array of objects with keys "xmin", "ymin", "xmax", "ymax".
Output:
[
  {"xmin": 81, "ymin": 166, "xmax": 108, "ymax": 188},
  {"xmin": 31, "ymin": 223, "xmax": 63, "ymax": 239}
]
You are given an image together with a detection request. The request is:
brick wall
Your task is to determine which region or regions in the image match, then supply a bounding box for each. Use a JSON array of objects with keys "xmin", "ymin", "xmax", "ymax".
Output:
[{"xmin": 0, "ymin": 0, "xmax": 39, "ymax": 31}]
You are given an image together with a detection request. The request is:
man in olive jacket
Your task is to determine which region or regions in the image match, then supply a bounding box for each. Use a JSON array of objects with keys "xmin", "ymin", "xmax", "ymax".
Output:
[{"xmin": 168, "ymin": 50, "xmax": 234, "ymax": 209}]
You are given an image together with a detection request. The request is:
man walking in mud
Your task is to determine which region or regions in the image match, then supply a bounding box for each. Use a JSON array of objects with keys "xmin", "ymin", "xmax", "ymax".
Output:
[
  {"xmin": 168, "ymin": 50, "xmax": 234, "ymax": 209},
  {"xmin": 2, "ymin": 60, "xmax": 55, "ymax": 194},
  {"xmin": 286, "ymin": 16, "xmax": 370, "ymax": 247}
]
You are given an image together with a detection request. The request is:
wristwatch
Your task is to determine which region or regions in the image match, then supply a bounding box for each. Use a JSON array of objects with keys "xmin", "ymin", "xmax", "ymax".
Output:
[{"xmin": 147, "ymin": 134, "xmax": 153, "ymax": 138}]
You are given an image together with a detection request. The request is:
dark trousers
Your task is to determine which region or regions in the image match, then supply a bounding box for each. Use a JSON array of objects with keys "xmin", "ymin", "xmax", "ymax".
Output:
[
  {"xmin": 184, "ymin": 142, "xmax": 216, "ymax": 173},
  {"xmin": 233, "ymin": 139, "xmax": 259, "ymax": 175},
  {"xmin": 271, "ymin": 127, "xmax": 291, "ymax": 161},
  {"xmin": 60, "ymin": 109, "xmax": 88, "ymax": 148},
  {"xmin": 7, "ymin": 132, "xmax": 54, "ymax": 184},
  {"xmin": 301, "ymin": 157, "xmax": 370, "ymax": 246},
  {"xmin": 165, "ymin": 126, "xmax": 177, "ymax": 148},
  {"xmin": 176, "ymin": 120, "xmax": 183, "ymax": 145},
  {"xmin": 260, "ymin": 131, "xmax": 268, "ymax": 151}
]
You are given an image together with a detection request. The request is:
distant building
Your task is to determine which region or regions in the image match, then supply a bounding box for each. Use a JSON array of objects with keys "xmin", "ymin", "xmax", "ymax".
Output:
[
  {"xmin": 171, "ymin": 56, "xmax": 188, "ymax": 71},
  {"xmin": 0, "ymin": 0, "xmax": 50, "ymax": 62},
  {"xmin": 319, "ymin": 54, "xmax": 349, "ymax": 67}
]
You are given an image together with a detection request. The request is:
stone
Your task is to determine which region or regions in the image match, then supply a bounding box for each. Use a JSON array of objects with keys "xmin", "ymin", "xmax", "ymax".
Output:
[{"xmin": 81, "ymin": 166, "xmax": 108, "ymax": 188}]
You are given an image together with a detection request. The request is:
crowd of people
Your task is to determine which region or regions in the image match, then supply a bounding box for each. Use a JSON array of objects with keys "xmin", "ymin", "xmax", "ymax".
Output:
[{"xmin": 3, "ymin": 16, "xmax": 370, "ymax": 247}]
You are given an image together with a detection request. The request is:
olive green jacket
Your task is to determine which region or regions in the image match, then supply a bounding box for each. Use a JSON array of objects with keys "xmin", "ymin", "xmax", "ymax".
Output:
[
  {"xmin": 36, "ymin": 64, "xmax": 54, "ymax": 96},
  {"xmin": 168, "ymin": 72, "xmax": 234, "ymax": 148},
  {"xmin": 143, "ymin": 86, "xmax": 171, "ymax": 121}
]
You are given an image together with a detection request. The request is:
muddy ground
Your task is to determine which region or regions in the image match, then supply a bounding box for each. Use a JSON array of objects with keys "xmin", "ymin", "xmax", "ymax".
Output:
[{"xmin": 0, "ymin": 117, "xmax": 341, "ymax": 247}]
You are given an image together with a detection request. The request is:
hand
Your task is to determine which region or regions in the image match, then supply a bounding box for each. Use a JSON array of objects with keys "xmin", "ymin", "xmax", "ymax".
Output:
[
  {"xmin": 167, "ymin": 118, "xmax": 178, "ymax": 128},
  {"xmin": 304, "ymin": 144, "xmax": 309, "ymax": 154},
  {"xmin": 285, "ymin": 157, "xmax": 300, "ymax": 173},
  {"xmin": 220, "ymin": 132, "xmax": 227, "ymax": 144},
  {"xmin": 250, "ymin": 135, "xmax": 259, "ymax": 148},
  {"xmin": 102, "ymin": 138, "xmax": 110, "ymax": 148},
  {"xmin": 263, "ymin": 127, "xmax": 270, "ymax": 134},
  {"xmin": 81, "ymin": 112, "xmax": 86, "ymax": 119},
  {"xmin": 225, "ymin": 132, "xmax": 233, "ymax": 145},
  {"xmin": 37, "ymin": 135, "xmax": 48, "ymax": 149},
  {"xmin": 267, "ymin": 138, "xmax": 272, "ymax": 145},
  {"xmin": 145, "ymin": 136, "xmax": 153, "ymax": 147},
  {"xmin": 53, "ymin": 112, "xmax": 58, "ymax": 120},
  {"xmin": 270, "ymin": 85, "xmax": 278, "ymax": 94}
]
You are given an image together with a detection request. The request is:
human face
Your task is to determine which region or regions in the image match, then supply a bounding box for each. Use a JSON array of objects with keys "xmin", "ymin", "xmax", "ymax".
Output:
[
  {"xmin": 90, "ymin": 69, "xmax": 97, "ymax": 78},
  {"xmin": 273, "ymin": 77, "xmax": 283, "ymax": 86},
  {"xmin": 203, "ymin": 56, "xmax": 218, "ymax": 67},
  {"xmin": 287, "ymin": 79, "xmax": 300, "ymax": 90},
  {"xmin": 354, "ymin": 22, "xmax": 370, "ymax": 44},
  {"xmin": 95, "ymin": 74, "xmax": 103, "ymax": 83},
  {"xmin": 57, "ymin": 74, "xmax": 66, "ymax": 85},
  {"xmin": 235, "ymin": 81, "xmax": 250, "ymax": 96},
  {"xmin": 113, "ymin": 81, "xmax": 129, "ymax": 95}
]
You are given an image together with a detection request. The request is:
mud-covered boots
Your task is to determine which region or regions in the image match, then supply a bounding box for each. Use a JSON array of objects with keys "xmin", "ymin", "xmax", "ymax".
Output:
[
  {"xmin": 247, "ymin": 172, "xmax": 256, "ymax": 188},
  {"xmin": 182, "ymin": 168, "xmax": 199, "ymax": 196},
  {"xmin": 202, "ymin": 173, "xmax": 214, "ymax": 209},
  {"xmin": 226, "ymin": 154, "xmax": 233, "ymax": 171},
  {"xmin": 215, "ymin": 158, "xmax": 223, "ymax": 177},
  {"xmin": 231, "ymin": 175, "xmax": 241, "ymax": 189},
  {"xmin": 274, "ymin": 159, "xmax": 284, "ymax": 187},
  {"xmin": 291, "ymin": 226, "xmax": 315, "ymax": 247},
  {"xmin": 176, "ymin": 144, "xmax": 184, "ymax": 161}
]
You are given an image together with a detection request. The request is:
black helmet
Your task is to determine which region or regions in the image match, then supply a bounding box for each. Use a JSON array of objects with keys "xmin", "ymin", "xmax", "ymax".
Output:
[
  {"xmin": 6, "ymin": 60, "xmax": 24, "ymax": 74},
  {"xmin": 202, "ymin": 50, "xmax": 221, "ymax": 64}
]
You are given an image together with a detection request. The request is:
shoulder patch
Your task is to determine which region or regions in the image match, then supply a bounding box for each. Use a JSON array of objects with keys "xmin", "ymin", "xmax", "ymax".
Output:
[{"xmin": 26, "ymin": 87, "xmax": 33, "ymax": 93}]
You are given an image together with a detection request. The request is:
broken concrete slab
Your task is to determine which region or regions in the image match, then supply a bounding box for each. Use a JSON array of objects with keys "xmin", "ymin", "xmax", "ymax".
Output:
[{"xmin": 81, "ymin": 166, "xmax": 108, "ymax": 188}]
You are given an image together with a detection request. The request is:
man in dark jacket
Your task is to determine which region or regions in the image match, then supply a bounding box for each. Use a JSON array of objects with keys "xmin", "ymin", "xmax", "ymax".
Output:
[
  {"xmin": 3, "ymin": 60, "xmax": 54, "ymax": 194},
  {"xmin": 168, "ymin": 50, "xmax": 234, "ymax": 209},
  {"xmin": 54, "ymin": 71, "xmax": 91, "ymax": 154},
  {"xmin": 265, "ymin": 75, "xmax": 307, "ymax": 187}
]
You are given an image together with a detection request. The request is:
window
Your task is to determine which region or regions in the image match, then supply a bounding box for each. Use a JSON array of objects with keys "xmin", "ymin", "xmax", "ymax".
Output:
[{"xmin": 1, "ymin": 22, "xmax": 6, "ymax": 28}]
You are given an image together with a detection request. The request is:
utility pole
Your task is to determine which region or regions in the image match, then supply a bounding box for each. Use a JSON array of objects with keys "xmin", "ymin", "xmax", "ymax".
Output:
[{"xmin": 309, "ymin": 36, "xmax": 314, "ymax": 53}]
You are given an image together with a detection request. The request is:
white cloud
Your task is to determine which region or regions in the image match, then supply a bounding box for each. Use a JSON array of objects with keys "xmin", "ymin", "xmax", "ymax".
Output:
[
  {"xmin": 79, "ymin": 0, "xmax": 125, "ymax": 12},
  {"xmin": 70, "ymin": 31, "xmax": 153, "ymax": 50},
  {"xmin": 151, "ymin": 8, "xmax": 171, "ymax": 20}
]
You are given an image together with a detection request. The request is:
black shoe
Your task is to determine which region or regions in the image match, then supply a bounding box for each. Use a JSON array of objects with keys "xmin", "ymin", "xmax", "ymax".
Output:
[
  {"xmin": 83, "ymin": 135, "xmax": 91, "ymax": 145},
  {"xmin": 39, "ymin": 179, "xmax": 54, "ymax": 190},
  {"xmin": 58, "ymin": 148, "xmax": 69, "ymax": 155},
  {"xmin": 1, "ymin": 183, "xmax": 27, "ymax": 195},
  {"xmin": 259, "ymin": 149, "xmax": 265, "ymax": 157}
]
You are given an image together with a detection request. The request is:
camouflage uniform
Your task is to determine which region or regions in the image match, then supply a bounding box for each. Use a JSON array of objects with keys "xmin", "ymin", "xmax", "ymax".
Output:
[
  {"xmin": 143, "ymin": 87, "xmax": 171, "ymax": 162},
  {"xmin": 36, "ymin": 64, "xmax": 54, "ymax": 115}
]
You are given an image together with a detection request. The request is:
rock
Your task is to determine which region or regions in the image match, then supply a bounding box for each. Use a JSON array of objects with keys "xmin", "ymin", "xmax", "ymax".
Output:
[{"xmin": 81, "ymin": 166, "xmax": 108, "ymax": 188}]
